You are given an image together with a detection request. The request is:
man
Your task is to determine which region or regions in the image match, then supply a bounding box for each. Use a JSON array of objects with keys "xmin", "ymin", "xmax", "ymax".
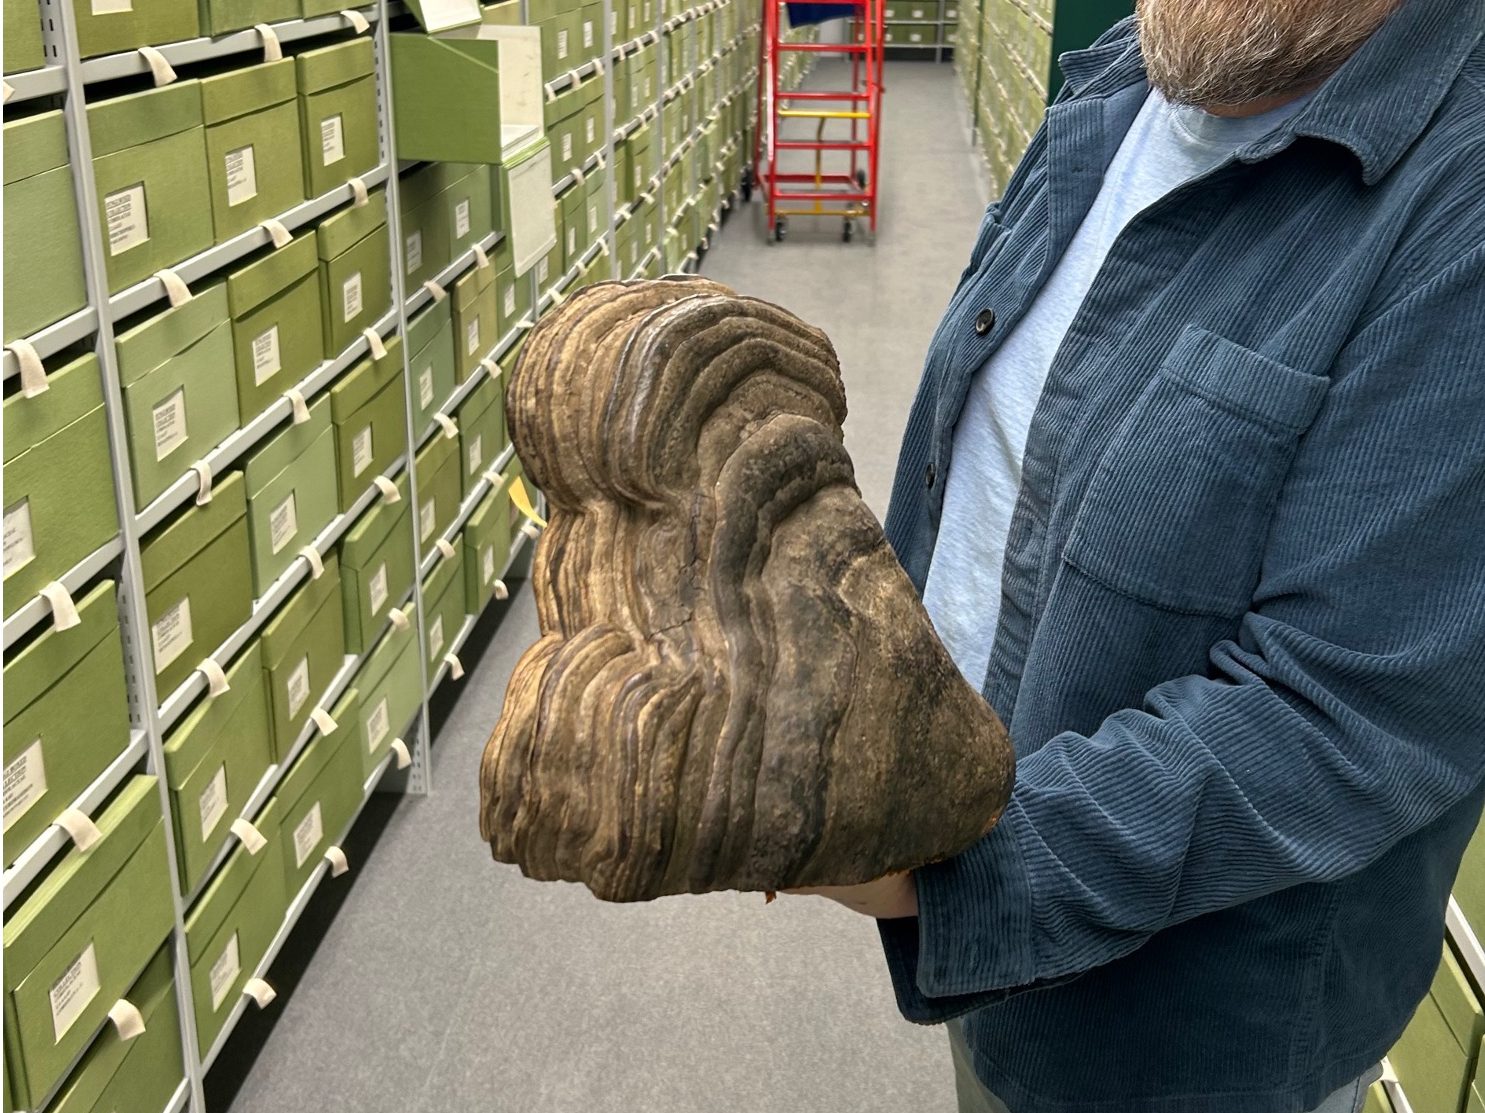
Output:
[{"xmin": 796, "ymin": 0, "xmax": 1485, "ymax": 1110}]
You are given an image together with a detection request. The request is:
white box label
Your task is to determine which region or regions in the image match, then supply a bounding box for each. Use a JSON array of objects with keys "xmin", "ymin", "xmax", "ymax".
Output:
[
  {"xmin": 588, "ymin": 204, "xmax": 599, "ymax": 236},
  {"xmin": 209, "ymin": 932, "xmax": 241, "ymax": 1011},
  {"xmin": 405, "ymin": 230, "xmax": 423, "ymax": 275},
  {"xmin": 198, "ymin": 763, "xmax": 229, "ymax": 838},
  {"xmin": 586, "ymin": 117, "xmax": 596, "ymax": 145},
  {"xmin": 482, "ymin": 544, "xmax": 495, "ymax": 585},
  {"xmin": 92, "ymin": 0, "xmax": 131, "ymax": 13},
  {"xmin": 352, "ymin": 425, "xmax": 374, "ymax": 477},
  {"xmin": 4, "ymin": 498, "xmax": 36, "ymax": 576},
  {"xmin": 562, "ymin": 133, "xmax": 573, "ymax": 162},
  {"xmin": 468, "ymin": 433, "xmax": 483, "ymax": 475},
  {"xmin": 366, "ymin": 696, "xmax": 390, "ymax": 751},
  {"xmin": 368, "ymin": 561, "xmax": 389, "ymax": 615},
  {"xmin": 455, "ymin": 199, "xmax": 471, "ymax": 239},
  {"xmin": 225, "ymin": 145, "xmax": 258, "ymax": 208},
  {"xmin": 583, "ymin": 19, "xmax": 594, "ymax": 47},
  {"xmin": 466, "ymin": 317, "xmax": 480, "ymax": 356},
  {"xmin": 269, "ymin": 491, "xmax": 299, "ymax": 554},
  {"xmin": 557, "ymin": 28, "xmax": 569, "ymax": 58},
  {"xmin": 537, "ymin": 257, "xmax": 549, "ymax": 285},
  {"xmin": 152, "ymin": 595, "xmax": 193, "ymax": 674},
  {"xmin": 3, "ymin": 738, "xmax": 47, "ymax": 832},
  {"xmin": 152, "ymin": 386, "xmax": 189, "ymax": 461},
  {"xmin": 418, "ymin": 366, "xmax": 435, "ymax": 408},
  {"xmin": 419, "ymin": 499, "xmax": 436, "ymax": 543},
  {"xmin": 293, "ymin": 801, "xmax": 323, "ymax": 868},
  {"xmin": 567, "ymin": 227, "xmax": 577, "ymax": 256},
  {"xmin": 429, "ymin": 612, "xmax": 445, "ymax": 657},
  {"xmin": 342, "ymin": 271, "xmax": 363, "ymax": 323},
  {"xmin": 320, "ymin": 114, "xmax": 345, "ymax": 166},
  {"xmin": 252, "ymin": 324, "xmax": 282, "ymax": 385},
  {"xmin": 286, "ymin": 654, "xmax": 311, "ymax": 719},
  {"xmin": 50, "ymin": 943, "xmax": 101, "ymax": 1042},
  {"xmin": 503, "ymin": 285, "xmax": 516, "ymax": 318},
  {"xmin": 106, "ymin": 183, "xmax": 149, "ymax": 256}
]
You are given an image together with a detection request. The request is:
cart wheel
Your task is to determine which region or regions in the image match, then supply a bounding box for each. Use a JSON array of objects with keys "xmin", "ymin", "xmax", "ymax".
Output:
[
  {"xmin": 741, "ymin": 167, "xmax": 754, "ymax": 203},
  {"xmin": 842, "ymin": 218, "xmax": 854, "ymax": 243},
  {"xmin": 774, "ymin": 216, "xmax": 787, "ymax": 242},
  {"xmin": 855, "ymin": 168, "xmax": 868, "ymax": 190}
]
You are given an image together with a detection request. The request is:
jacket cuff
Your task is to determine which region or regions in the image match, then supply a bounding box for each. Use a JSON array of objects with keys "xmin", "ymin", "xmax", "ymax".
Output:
[{"xmin": 877, "ymin": 797, "xmax": 1039, "ymax": 1022}]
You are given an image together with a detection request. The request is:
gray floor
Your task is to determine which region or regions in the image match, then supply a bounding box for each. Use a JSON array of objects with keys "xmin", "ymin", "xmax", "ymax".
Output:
[{"xmin": 225, "ymin": 61, "xmax": 986, "ymax": 1113}]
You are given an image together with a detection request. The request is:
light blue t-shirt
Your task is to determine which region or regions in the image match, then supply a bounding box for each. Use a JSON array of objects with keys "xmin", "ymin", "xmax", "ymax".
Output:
[{"xmin": 922, "ymin": 89, "xmax": 1313, "ymax": 689}]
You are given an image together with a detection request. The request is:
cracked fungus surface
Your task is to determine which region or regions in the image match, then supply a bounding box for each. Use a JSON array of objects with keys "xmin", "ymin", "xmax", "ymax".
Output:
[{"xmin": 480, "ymin": 276, "xmax": 1015, "ymax": 902}]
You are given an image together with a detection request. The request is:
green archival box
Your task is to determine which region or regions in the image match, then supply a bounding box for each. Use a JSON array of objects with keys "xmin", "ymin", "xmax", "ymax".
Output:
[
  {"xmin": 257, "ymin": 551, "xmax": 346, "ymax": 758},
  {"xmin": 3, "ymin": 351, "xmax": 119, "ymax": 616},
  {"xmin": 201, "ymin": 58, "xmax": 307, "ymax": 242},
  {"xmin": 463, "ymin": 483, "xmax": 512, "ymax": 614},
  {"xmin": 70, "ymin": 0, "xmax": 199, "ymax": 60},
  {"xmin": 329, "ymin": 336, "xmax": 407, "ymax": 512},
  {"xmin": 451, "ymin": 259, "xmax": 497, "ymax": 382},
  {"xmin": 114, "ymin": 282, "xmax": 241, "ymax": 505},
  {"xmin": 274, "ymin": 684, "xmax": 362, "ymax": 896},
  {"xmin": 88, "ymin": 80, "xmax": 213, "ymax": 293},
  {"xmin": 47, "ymin": 944, "xmax": 183, "ymax": 1113},
  {"xmin": 353, "ymin": 625, "xmax": 420, "ymax": 778},
  {"xmin": 3, "ymin": 110, "xmax": 87, "ymax": 344},
  {"xmin": 4, "ymin": 0, "xmax": 45, "ymax": 73},
  {"xmin": 406, "ymin": 299, "xmax": 457, "ymax": 432},
  {"xmin": 162, "ymin": 638, "xmax": 273, "ymax": 893},
  {"xmin": 338, "ymin": 474, "xmax": 413, "ymax": 655},
  {"xmin": 226, "ymin": 234, "xmax": 325, "ymax": 423},
  {"xmin": 414, "ymin": 428, "xmax": 462, "ymax": 550},
  {"xmin": 3, "ymin": 583, "xmax": 129, "ymax": 864},
  {"xmin": 420, "ymin": 539, "xmax": 467, "ymax": 684},
  {"xmin": 139, "ymin": 470, "xmax": 253, "ymax": 699},
  {"xmin": 2, "ymin": 777, "xmax": 174, "ymax": 1110},
  {"xmin": 296, "ymin": 38, "xmax": 380, "ymax": 199},
  {"xmin": 456, "ymin": 370, "xmax": 505, "ymax": 498},
  {"xmin": 242, "ymin": 396, "xmax": 340, "ymax": 594},
  {"xmin": 316, "ymin": 189, "xmax": 391, "ymax": 359}
]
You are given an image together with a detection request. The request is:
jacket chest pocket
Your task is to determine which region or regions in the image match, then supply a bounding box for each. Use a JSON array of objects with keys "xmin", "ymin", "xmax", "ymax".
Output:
[{"xmin": 1061, "ymin": 326, "xmax": 1330, "ymax": 617}]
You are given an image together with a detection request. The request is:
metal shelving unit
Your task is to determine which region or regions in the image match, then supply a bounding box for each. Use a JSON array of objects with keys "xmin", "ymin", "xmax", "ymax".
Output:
[{"xmin": 2, "ymin": 0, "xmax": 759, "ymax": 1103}]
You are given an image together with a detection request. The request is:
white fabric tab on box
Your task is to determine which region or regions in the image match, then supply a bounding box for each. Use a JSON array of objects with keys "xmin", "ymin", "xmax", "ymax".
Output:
[
  {"xmin": 571, "ymin": 165, "xmax": 585, "ymax": 185},
  {"xmin": 479, "ymin": 357, "xmax": 499, "ymax": 381},
  {"xmin": 472, "ymin": 243, "xmax": 490, "ymax": 269},
  {"xmin": 8, "ymin": 339, "xmax": 48, "ymax": 398},
  {"xmin": 433, "ymin": 412, "xmax": 458, "ymax": 440},
  {"xmin": 436, "ymin": 538, "xmax": 456, "ymax": 560},
  {"xmin": 231, "ymin": 817, "xmax": 267, "ymax": 854},
  {"xmin": 243, "ymin": 978, "xmax": 277, "ymax": 1008},
  {"xmin": 254, "ymin": 23, "xmax": 282, "ymax": 60},
  {"xmin": 362, "ymin": 326, "xmax": 387, "ymax": 359},
  {"xmin": 445, "ymin": 653, "xmax": 464, "ymax": 680},
  {"xmin": 493, "ymin": 579, "xmax": 509, "ymax": 601},
  {"xmin": 598, "ymin": 238, "xmax": 611, "ymax": 257},
  {"xmin": 391, "ymin": 738, "xmax": 412, "ymax": 769},
  {"xmin": 422, "ymin": 279, "xmax": 447, "ymax": 302},
  {"xmin": 153, "ymin": 268, "xmax": 191, "ymax": 306},
  {"xmin": 388, "ymin": 605, "xmax": 410, "ymax": 632},
  {"xmin": 197, "ymin": 657, "xmax": 230, "ymax": 697},
  {"xmin": 595, "ymin": 151, "xmax": 607, "ymax": 170},
  {"xmin": 138, "ymin": 45, "xmax": 177, "ymax": 86},
  {"xmin": 521, "ymin": 521, "xmax": 542, "ymax": 541},
  {"xmin": 107, "ymin": 999, "xmax": 146, "ymax": 1041},
  {"xmin": 347, "ymin": 176, "xmax": 369, "ymax": 207},
  {"xmin": 339, "ymin": 7, "xmax": 370, "ymax": 31},
  {"xmin": 260, "ymin": 217, "xmax": 292, "ymax": 248},
  {"xmin": 39, "ymin": 581, "xmax": 82, "ymax": 630},
  {"xmin": 285, "ymin": 387, "xmax": 310, "ymax": 424},
  {"xmin": 54, "ymin": 807, "xmax": 101, "ymax": 851},
  {"xmin": 548, "ymin": 286, "xmax": 566, "ymax": 307},
  {"xmin": 299, "ymin": 545, "xmax": 325, "ymax": 579},
  {"xmin": 190, "ymin": 459, "xmax": 214, "ymax": 505},
  {"xmin": 373, "ymin": 475, "xmax": 400, "ymax": 503},
  {"xmin": 544, "ymin": 82, "xmax": 558, "ymax": 102},
  {"xmin": 594, "ymin": 57, "xmax": 605, "ymax": 75},
  {"xmin": 324, "ymin": 845, "xmax": 350, "ymax": 876},
  {"xmin": 2, "ymin": 81, "xmax": 13, "ymax": 103},
  {"xmin": 310, "ymin": 707, "xmax": 338, "ymax": 735}
]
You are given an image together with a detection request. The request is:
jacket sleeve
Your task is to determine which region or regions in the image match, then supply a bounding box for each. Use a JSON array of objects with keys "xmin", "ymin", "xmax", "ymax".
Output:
[{"xmin": 880, "ymin": 245, "xmax": 1485, "ymax": 1022}]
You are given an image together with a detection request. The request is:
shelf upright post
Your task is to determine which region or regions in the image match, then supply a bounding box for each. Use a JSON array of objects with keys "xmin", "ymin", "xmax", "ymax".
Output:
[
  {"xmin": 601, "ymin": 0, "xmax": 618, "ymax": 267},
  {"xmin": 37, "ymin": 0, "xmax": 209, "ymax": 1104},
  {"xmin": 373, "ymin": 0, "xmax": 435, "ymax": 796}
]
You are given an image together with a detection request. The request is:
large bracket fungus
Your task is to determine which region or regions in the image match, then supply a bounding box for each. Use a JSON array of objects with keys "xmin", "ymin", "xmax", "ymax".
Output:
[{"xmin": 480, "ymin": 277, "xmax": 1014, "ymax": 901}]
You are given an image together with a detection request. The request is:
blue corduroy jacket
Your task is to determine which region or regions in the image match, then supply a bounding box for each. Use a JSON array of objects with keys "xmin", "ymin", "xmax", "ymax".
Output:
[{"xmin": 875, "ymin": 3, "xmax": 1485, "ymax": 1111}]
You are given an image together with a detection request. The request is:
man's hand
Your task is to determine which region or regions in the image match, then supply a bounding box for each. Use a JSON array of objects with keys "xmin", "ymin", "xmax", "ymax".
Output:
[{"xmin": 787, "ymin": 871, "xmax": 919, "ymax": 919}]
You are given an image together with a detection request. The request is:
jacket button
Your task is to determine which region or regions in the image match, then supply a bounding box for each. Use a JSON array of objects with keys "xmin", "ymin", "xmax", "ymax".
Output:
[
  {"xmin": 925, "ymin": 463, "xmax": 936, "ymax": 489},
  {"xmin": 974, "ymin": 309, "xmax": 996, "ymax": 336}
]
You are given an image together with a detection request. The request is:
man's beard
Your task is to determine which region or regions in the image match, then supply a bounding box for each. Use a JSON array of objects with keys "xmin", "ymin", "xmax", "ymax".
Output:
[{"xmin": 1136, "ymin": 0, "xmax": 1402, "ymax": 108}]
